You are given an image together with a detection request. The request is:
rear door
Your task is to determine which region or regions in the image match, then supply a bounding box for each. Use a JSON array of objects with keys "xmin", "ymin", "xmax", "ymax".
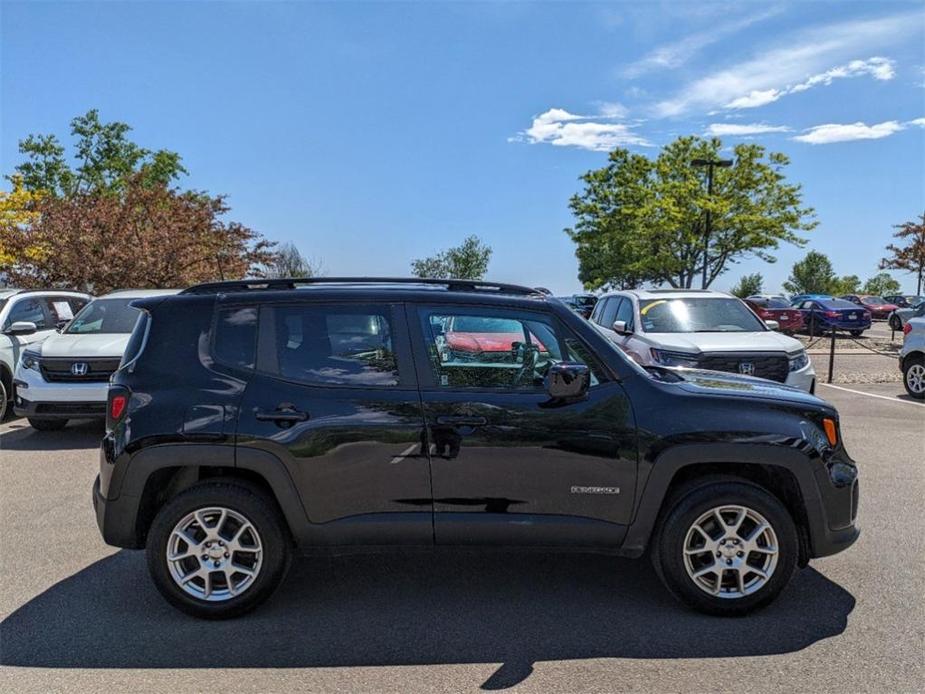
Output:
[
  {"xmin": 236, "ymin": 300, "xmax": 432, "ymax": 546},
  {"xmin": 410, "ymin": 302, "xmax": 637, "ymax": 547}
]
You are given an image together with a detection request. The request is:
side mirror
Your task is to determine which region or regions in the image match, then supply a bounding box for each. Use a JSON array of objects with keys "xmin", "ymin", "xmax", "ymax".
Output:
[
  {"xmin": 5, "ymin": 321, "xmax": 37, "ymax": 336},
  {"xmin": 544, "ymin": 362, "xmax": 590, "ymax": 403},
  {"xmin": 765, "ymin": 319, "xmax": 780, "ymax": 331},
  {"xmin": 612, "ymin": 320, "xmax": 632, "ymax": 335}
]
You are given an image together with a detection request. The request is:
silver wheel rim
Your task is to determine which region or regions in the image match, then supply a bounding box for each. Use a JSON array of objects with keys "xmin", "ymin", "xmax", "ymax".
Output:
[
  {"xmin": 907, "ymin": 364, "xmax": 925, "ymax": 394},
  {"xmin": 683, "ymin": 505, "xmax": 779, "ymax": 599},
  {"xmin": 166, "ymin": 506, "xmax": 263, "ymax": 602}
]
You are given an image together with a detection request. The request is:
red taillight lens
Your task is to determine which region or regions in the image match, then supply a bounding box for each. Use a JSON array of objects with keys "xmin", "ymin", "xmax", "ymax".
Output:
[
  {"xmin": 904, "ymin": 322, "xmax": 913, "ymax": 335},
  {"xmin": 759, "ymin": 309, "xmax": 771, "ymax": 318},
  {"xmin": 825, "ymin": 310, "xmax": 839, "ymax": 318},
  {"xmin": 110, "ymin": 394, "xmax": 127, "ymax": 420}
]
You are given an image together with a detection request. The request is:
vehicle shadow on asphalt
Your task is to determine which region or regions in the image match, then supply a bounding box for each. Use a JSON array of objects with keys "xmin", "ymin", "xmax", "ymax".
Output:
[
  {"xmin": 0, "ymin": 419, "xmax": 103, "ymax": 451},
  {"xmin": 0, "ymin": 549, "xmax": 855, "ymax": 689}
]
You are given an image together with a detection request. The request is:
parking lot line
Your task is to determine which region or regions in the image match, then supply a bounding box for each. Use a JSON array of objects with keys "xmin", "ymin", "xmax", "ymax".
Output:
[{"xmin": 817, "ymin": 382, "xmax": 925, "ymax": 408}]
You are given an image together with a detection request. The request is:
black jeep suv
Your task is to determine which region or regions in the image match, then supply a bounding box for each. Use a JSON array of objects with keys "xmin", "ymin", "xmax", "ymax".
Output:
[{"xmin": 93, "ymin": 278, "xmax": 859, "ymax": 619}]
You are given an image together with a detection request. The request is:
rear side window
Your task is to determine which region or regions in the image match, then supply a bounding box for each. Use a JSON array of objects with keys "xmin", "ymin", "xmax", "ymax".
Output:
[
  {"xmin": 213, "ymin": 306, "xmax": 258, "ymax": 370},
  {"xmin": 259, "ymin": 304, "xmax": 399, "ymax": 386}
]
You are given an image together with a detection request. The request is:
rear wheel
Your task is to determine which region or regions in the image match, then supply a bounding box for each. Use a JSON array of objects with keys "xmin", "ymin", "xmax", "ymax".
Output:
[
  {"xmin": 146, "ymin": 481, "xmax": 291, "ymax": 619},
  {"xmin": 28, "ymin": 417, "xmax": 67, "ymax": 431},
  {"xmin": 652, "ymin": 480, "xmax": 798, "ymax": 616},
  {"xmin": 0, "ymin": 379, "xmax": 8, "ymax": 421},
  {"xmin": 850, "ymin": 330, "xmax": 864, "ymax": 337},
  {"xmin": 903, "ymin": 355, "xmax": 925, "ymax": 400}
]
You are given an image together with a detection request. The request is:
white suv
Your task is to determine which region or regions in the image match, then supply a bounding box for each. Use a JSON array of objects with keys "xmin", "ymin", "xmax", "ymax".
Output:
[
  {"xmin": 899, "ymin": 317, "xmax": 924, "ymax": 399},
  {"xmin": 0, "ymin": 289, "xmax": 92, "ymax": 419},
  {"xmin": 13, "ymin": 289, "xmax": 178, "ymax": 430},
  {"xmin": 590, "ymin": 289, "xmax": 816, "ymax": 393}
]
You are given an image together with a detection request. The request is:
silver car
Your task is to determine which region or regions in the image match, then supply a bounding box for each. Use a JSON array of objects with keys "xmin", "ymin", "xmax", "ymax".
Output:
[{"xmin": 900, "ymin": 317, "xmax": 925, "ymax": 399}]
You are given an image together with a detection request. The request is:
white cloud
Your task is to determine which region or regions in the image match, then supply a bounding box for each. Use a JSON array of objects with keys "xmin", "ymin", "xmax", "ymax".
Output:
[
  {"xmin": 513, "ymin": 107, "xmax": 651, "ymax": 151},
  {"xmin": 705, "ymin": 123, "xmax": 791, "ymax": 137},
  {"xmin": 908, "ymin": 117, "xmax": 925, "ymax": 127},
  {"xmin": 655, "ymin": 12, "xmax": 920, "ymax": 116},
  {"xmin": 793, "ymin": 120, "xmax": 904, "ymax": 144},
  {"xmin": 725, "ymin": 57, "xmax": 896, "ymax": 109},
  {"xmin": 622, "ymin": 7, "xmax": 783, "ymax": 77}
]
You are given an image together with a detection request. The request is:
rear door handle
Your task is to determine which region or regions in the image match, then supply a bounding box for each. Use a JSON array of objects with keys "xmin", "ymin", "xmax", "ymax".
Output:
[
  {"xmin": 436, "ymin": 415, "xmax": 487, "ymax": 426},
  {"xmin": 255, "ymin": 404, "xmax": 309, "ymax": 423}
]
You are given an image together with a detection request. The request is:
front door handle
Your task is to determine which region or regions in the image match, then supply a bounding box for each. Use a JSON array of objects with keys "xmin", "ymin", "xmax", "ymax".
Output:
[
  {"xmin": 436, "ymin": 415, "xmax": 487, "ymax": 426},
  {"xmin": 255, "ymin": 404, "xmax": 309, "ymax": 424}
]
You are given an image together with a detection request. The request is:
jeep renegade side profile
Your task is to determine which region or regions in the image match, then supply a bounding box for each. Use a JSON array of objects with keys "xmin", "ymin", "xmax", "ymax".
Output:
[{"xmin": 93, "ymin": 278, "xmax": 859, "ymax": 619}]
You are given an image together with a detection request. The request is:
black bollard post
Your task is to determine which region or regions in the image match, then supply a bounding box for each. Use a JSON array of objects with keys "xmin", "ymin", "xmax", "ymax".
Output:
[{"xmin": 827, "ymin": 327, "xmax": 836, "ymax": 384}]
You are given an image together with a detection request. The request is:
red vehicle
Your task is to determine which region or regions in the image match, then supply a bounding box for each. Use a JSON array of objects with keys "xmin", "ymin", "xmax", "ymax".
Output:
[
  {"xmin": 442, "ymin": 315, "xmax": 548, "ymax": 360},
  {"xmin": 744, "ymin": 297, "xmax": 805, "ymax": 334},
  {"xmin": 840, "ymin": 295, "xmax": 899, "ymax": 320}
]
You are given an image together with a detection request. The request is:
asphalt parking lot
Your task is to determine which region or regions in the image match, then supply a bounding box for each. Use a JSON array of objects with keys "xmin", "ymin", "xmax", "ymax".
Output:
[{"xmin": 1, "ymin": 383, "xmax": 923, "ymax": 693}]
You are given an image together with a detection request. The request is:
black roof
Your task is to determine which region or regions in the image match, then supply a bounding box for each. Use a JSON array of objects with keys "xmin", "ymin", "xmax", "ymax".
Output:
[{"xmin": 181, "ymin": 277, "xmax": 543, "ymax": 298}]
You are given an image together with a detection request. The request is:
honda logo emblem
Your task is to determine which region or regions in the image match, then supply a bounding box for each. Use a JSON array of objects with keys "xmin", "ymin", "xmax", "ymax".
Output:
[
  {"xmin": 738, "ymin": 362, "xmax": 755, "ymax": 376},
  {"xmin": 71, "ymin": 362, "xmax": 89, "ymax": 376}
]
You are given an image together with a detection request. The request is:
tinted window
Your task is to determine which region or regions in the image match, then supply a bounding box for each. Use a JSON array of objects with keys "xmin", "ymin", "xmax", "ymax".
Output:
[
  {"xmin": 262, "ymin": 304, "xmax": 399, "ymax": 386},
  {"xmin": 597, "ymin": 298, "xmax": 620, "ymax": 328},
  {"xmin": 214, "ymin": 306, "xmax": 258, "ymax": 370},
  {"xmin": 120, "ymin": 312, "xmax": 150, "ymax": 368},
  {"xmin": 4, "ymin": 297, "xmax": 48, "ymax": 330},
  {"xmin": 66, "ymin": 298, "xmax": 140, "ymax": 334},
  {"xmin": 766, "ymin": 298, "xmax": 789, "ymax": 308},
  {"xmin": 615, "ymin": 297, "xmax": 634, "ymax": 328},
  {"xmin": 638, "ymin": 298, "xmax": 765, "ymax": 333}
]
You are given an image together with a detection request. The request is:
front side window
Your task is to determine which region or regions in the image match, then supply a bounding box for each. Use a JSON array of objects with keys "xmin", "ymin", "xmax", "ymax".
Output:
[
  {"xmin": 261, "ymin": 304, "xmax": 399, "ymax": 386},
  {"xmin": 614, "ymin": 297, "xmax": 635, "ymax": 328},
  {"xmin": 638, "ymin": 298, "xmax": 766, "ymax": 333},
  {"xmin": 422, "ymin": 308, "xmax": 605, "ymax": 390},
  {"xmin": 66, "ymin": 298, "xmax": 140, "ymax": 334},
  {"xmin": 4, "ymin": 297, "xmax": 48, "ymax": 330}
]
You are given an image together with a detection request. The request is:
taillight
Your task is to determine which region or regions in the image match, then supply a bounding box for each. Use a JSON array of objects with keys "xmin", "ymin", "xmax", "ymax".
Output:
[
  {"xmin": 106, "ymin": 387, "xmax": 130, "ymax": 429},
  {"xmin": 759, "ymin": 309, "xmax": 771, "ymax": 318},
  {"xmin": 110, "ymin": 395, "xmax": 127, "ymax": 420},
  {"xmin": 904, "ymin": 322, "xmax": 913, "ymax": 335},
  {"xmin": 825, "ymin": 310, "xmax": 839, "ymax": 318}
]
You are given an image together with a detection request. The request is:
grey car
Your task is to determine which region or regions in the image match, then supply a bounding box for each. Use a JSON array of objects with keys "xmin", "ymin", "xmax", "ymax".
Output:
[{"xmin": 888, "ymin": 300, "xmax": 925, "ymax": 331}]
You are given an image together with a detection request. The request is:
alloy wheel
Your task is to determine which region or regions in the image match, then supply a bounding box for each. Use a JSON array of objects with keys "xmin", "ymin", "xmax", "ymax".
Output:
[
  {"xmin": 682, "ymin": 505, "xmax": 779, "ymax": 599},
  {"xmin": 906, "ymin": 363, "xmax": 925, "ymax": 395},
  {"xmin": 166, "ymin": 506, "xmax": 263, "ymax": 601}
]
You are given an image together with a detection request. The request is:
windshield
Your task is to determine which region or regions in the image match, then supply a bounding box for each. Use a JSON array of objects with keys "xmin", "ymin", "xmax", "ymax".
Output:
[
  {"xmin": 65, "ymin": 298, "xmax": 141, "ymax": 334},
  {"xmin": 638, "ymin": 298, "xmax": 765, "ymax": 333},
  {"xmin": 861, "ymin": 296, "xmax": 886, "ymax": 305}
]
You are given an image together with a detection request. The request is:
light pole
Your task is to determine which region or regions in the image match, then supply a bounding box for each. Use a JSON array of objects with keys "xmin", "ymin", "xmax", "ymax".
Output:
[{"xmin": 692, "ymin": 157, "xmax": 733, "ymax": 289}]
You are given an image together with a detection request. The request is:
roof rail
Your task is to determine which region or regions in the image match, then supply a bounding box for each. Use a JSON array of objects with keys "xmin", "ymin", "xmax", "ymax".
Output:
[{"xmin": 180, "ymin": 277, "xmax": 542, "ymax": 296}]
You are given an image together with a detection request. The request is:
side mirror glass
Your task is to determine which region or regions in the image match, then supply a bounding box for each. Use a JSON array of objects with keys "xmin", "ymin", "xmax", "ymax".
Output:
[
  {"xmin": 544, "ymin": 362, "xmax": 590, "ymax": 402},
  {"xmin": 5, "ymin": 321, "xmax": 37, "ymax": 336},
  {"xmin": 612, "ymin": 320, "xmax": 631, "ymax": 335},
  {"xmin": 765, "ymin": 319, "xmax": 780, "ymax": 331}
]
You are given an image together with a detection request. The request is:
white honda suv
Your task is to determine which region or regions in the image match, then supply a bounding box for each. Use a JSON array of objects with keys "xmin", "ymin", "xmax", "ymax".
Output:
[
  {"xmin": 590, "ymin": 289, "xmax": 816, "ymax": 393},
  {"xmin": 13, "ymin": 289, "xmax": 178, "ymax": 430}
]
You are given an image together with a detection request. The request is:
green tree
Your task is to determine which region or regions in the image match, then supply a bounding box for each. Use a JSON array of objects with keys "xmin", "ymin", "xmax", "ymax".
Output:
[
  {"xmin": 411, "ymin": 235, "xmax": 492, "ymax": 280},
  {"xmin": 880, "ymin": 213, "xmax": 925, "ymax": 295},
  {"xmin": 831, "ymin": 274, "xmax": 861, "ymax": 295},
  {"xmin": 730, "ymin": 272, "xmax": 764, "ymax": 298},
  {"xmin": 11, "ymin": 109, "xmax": 186, "ymax": 196},
  {"xmin": 566, "ymin": 136, "xmax": 816, "ymax": 290},
  {"xmin": 783, "ymin": 251, "xmax": 837, "ymax": 296},
  {"xmin": 862, "ymin": 272, "xmax": 901, "ymax": 296}
]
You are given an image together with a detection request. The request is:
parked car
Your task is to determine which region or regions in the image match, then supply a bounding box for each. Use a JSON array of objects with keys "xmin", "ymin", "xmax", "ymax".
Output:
[
  {"xmin": 557, "ymin": 293, "xmax": 597, "ymax": 319},
  {"xmin": 839, "ymin": 295, "xmax": 899, "ymax": 320},
  {"xmin": 788, "ymin": 293, "xmax": 831, "ymax": 307},
  {"xmin": 743, "ymin": 297, "xmax": 805, "ymax": 335},
  {"xmin": 13, "ymin": 289, "xmax": 178, "ymax": 430},
  {"xmin": 888, "ymin": 300, "xmax": 925, "ymax": 331},
  {"xmin": 0, "ymin": 289, "xmax": 91, "ymax": 420},
  {"xmin": 746, "ymin": 294, "xmax": 789, "ymax": 304},
  {"xmin": 795, "ymin": 298, "xmax": 872, "ymax": 337},
  {"xmin": 883, "ymin": 294, "xmax": 924, "ymax": 309},
  {"xmin": 590, "ymin": 289, "xmax": 815, "ymax": 392},
  {"xmin": 899, "ymin": 317, "xmax": 925, "ymax": 399},
  {"xmin": 94, "ymin": 277, "xmax": 858, "ymax": 619}
]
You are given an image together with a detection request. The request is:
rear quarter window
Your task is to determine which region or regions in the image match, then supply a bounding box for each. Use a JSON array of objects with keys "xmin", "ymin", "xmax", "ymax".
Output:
[
  {"xmin": 213, "ymin": 306, "xmax": 258, "ymax": 371},
  {"xmin": 120, "ymin": 312, "xmax": 151, "ymax": 369}
]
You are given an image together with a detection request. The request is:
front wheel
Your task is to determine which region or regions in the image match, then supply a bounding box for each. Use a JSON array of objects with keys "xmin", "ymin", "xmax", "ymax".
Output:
[
  {"xmin": 146, "ymin": 481, "xmax": 291, "ymax": 619},
  {"xmin": 903, "ymin": 355, "xmax": 925, "ymax": 400},
  {"xmin": 652, "ymin": 480, "xmax": 798, "ymax": 616}
]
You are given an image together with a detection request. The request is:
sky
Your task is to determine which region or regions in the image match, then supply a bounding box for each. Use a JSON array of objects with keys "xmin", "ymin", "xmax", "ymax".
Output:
[{"xmin": 2, "ymin": 1, "xmax": 924, "ymax": 295}]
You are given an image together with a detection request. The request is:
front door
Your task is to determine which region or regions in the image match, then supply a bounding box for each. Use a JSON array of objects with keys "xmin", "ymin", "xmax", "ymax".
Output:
[
  {"xmin": 237, "ymin": 300, "xmax": 432, "ymax": 545},
  {"xmin": 410, "ymin": 304, "xmax": 637, "ymax": 547}
]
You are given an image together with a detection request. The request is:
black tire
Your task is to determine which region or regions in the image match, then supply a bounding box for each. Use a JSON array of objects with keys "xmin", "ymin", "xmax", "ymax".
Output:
[
  {"xmin": 28, "ymin": 417, "xmax": 68, "ymax": 431},
  {"xmin": 651, "ymin": 479, "xmax": 798, "ymax": 616},
  {"xmin": 0, "ymin": 378, "xmax": 8, "ymax": 421},
  {"xmin": 902, "ymin": 354, "xmax": 925, "ymax": 400},
  {"xmin": 850, "ymin": 330, "xmax": 864, "ymax": 337},
  {"xmin": 146, "ymin": 481, "xmax": 292, "ymax": 619},
  {"xmin": 889, "ymin": 315, "xmax": 902, "ymax": 332}
]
